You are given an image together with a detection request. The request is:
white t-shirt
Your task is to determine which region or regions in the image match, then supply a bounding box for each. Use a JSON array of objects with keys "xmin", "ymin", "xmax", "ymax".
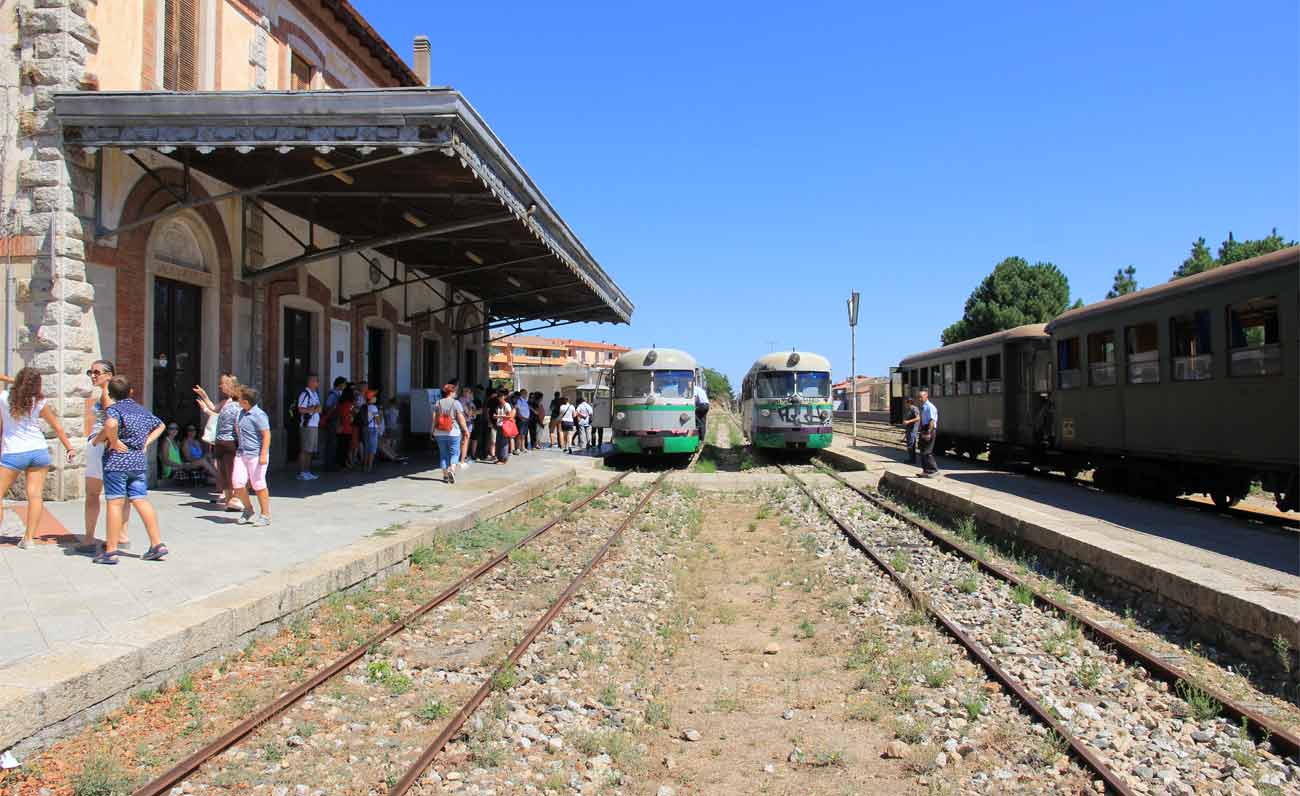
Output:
[
  {"xmin": 0, "ymin": 391, "xmax": 48, "ymax": 454},
  {"xmin": 433, "ymin": 397, "xmax": 462, "ymax": 438},
  {"xmin": 558, "ymin": 403, "xmax": 576, "ymax": 423},
  {"xmin": 576, "ymin": 401, "xmax": 593, "ymax": 426},
  {"xmin": 297, "ymin": 389, "xmax": 320, "ymax": 428},
  {"xmin": 366, "ymin": 403, "xmax": 382, "ymax": 430}
]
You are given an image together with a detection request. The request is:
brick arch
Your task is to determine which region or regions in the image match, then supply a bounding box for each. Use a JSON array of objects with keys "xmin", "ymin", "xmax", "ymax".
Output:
[
  {"xmin": 455, "ymin": 304, "xmax": 482, "ymax": 338},
  {"xmin": 276, "ymin": 17, "xmax": 327, "ymax": 80},
  {"xmin": 110, "ymin": 169, "xmax": 235, "ymax": 389}
]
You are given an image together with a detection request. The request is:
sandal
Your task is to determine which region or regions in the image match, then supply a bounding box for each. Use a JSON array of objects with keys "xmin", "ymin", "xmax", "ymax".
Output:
[{"xmin": 92, "ymin": 550, "xmax": 120, "ymax": 565}]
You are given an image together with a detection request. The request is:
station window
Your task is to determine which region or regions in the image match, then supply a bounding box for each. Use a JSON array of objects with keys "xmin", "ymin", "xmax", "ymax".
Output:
[
  {"xmin": 1056, "ymin": 337, "xmax": 1082, "ymax": 389},
  {"xmin": 943, "ymin": 362, "xmax": 955, "ymax": 396},
  {"xmin": 986, "ymin": 353, "xmax": 1002, "ymax": 393},
  {"xmin": 291, "ymin": 52, "xmax": 315, "ymax": 90},
  {"xmin": 1087, "ymin": 330, "xmax": 1117, "ymax": 386},
  {"xmin": 954, "ymin": 360, "xmax": 968, "ymax": 395},
  {"xmin": 1228, "ymin": 296, "xmax": 1281, "ymax": 377},
  {"xmin": 1125, "ymin": 322, "xmax": 1159, "ymax": 383},
  {"xmin": 969, "ymin": 357, "xmax": 985, "ymax": 394},
  {"xmin": 1170, "ymin": 310, "xmax": 1213, "ymax": 381}
]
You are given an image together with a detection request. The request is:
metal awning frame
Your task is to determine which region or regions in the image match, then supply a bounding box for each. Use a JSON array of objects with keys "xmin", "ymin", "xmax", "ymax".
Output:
[{"xmin": 59, "ymin": 88, "xmax": 634, "ymax": 325}]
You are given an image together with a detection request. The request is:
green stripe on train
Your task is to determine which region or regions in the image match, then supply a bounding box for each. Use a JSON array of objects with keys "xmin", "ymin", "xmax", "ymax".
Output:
[
  {"xmin": 753, "ymin": 432, "xmax": 834, "ymax": 449},
  {"xmin": 612, "ymin": 435, "xmax": 698, "ymax": 454},
  {"xmin": 752, "ymin": 402, "xmax": 833, "ymax": 411}
]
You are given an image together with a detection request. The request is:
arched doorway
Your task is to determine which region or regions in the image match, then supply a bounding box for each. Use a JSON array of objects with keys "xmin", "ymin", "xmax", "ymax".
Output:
[{"xmin": 147, "ymin": 216, "xmax": 218, "ymax": 430}]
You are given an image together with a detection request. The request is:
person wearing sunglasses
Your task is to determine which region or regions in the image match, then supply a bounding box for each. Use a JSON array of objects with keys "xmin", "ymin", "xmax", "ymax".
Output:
[{"xmin": 77, "ymin": 360, "xmax": 131, "ymax": 553}]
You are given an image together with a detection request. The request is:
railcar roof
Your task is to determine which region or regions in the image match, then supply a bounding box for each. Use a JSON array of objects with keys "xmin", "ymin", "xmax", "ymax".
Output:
[
  {"xmin": 1047, "ymin": 246, "xmax": 1300, "ymax": 332},
  {"xmin": 746, "ymin": 351, "xmax": 832, "ymax": 374},
  {"xmin": 614, "ymin": 348, "xmax": 697, "ymax": 371},
  {"xmin": 900, "ymin": 324, "xmax": 1048, "ymax": 366}
]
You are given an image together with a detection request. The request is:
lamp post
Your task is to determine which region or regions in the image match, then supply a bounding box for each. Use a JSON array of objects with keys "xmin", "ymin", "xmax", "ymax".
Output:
[{"xmin": 847, "ymin": 291, "xmax": 859, "ymax": 447}]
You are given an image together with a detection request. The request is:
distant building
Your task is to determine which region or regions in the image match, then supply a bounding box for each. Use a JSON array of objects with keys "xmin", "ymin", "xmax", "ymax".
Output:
[
  {"xmin": 489, "ymin": 335, "xmax": 629, "ymax": 382},
  {"xmin": 832, "ymin": 376, "xmax": 889, "ymax": 412}
]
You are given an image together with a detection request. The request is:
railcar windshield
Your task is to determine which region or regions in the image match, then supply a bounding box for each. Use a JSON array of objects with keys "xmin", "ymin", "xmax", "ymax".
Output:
[
  {"xmin": 652, "ymin": 370, "xmax": 694, "ymax": 398},
  {"xmin": 756, "ymin": 371, "xmax": 830, "ymax": 399},
  {"xmin": 616, "ymin": 370, "xmax": 695, "ymax": 398}
]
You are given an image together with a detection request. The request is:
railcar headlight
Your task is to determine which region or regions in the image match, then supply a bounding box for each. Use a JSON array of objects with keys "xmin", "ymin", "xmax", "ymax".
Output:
[
  {"xmin": 761, "ymin": 409, "xmax": 771, "ymax": 417},
  {"xmin": 679, "ymin": 412, "xmax": 690, "ymax": 423},
  {"xmin": 615, "ymin": 412, "xmax": 625, "ymax": 421}
]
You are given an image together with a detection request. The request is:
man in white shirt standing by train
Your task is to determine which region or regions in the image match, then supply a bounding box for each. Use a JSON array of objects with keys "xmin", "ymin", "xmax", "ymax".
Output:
[
  {"xmin": 693, "ymin": 373, "xmax": 709, "ymax": 443},
  {"xmin": 917, "ymin": 388, "xmax": 940, "ymax": 478}
]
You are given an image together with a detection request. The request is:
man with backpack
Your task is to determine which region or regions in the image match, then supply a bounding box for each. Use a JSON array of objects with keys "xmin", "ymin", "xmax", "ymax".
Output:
[{"xmin": 295, "ymin": 374, "xmax": 321, "ymax": 481}]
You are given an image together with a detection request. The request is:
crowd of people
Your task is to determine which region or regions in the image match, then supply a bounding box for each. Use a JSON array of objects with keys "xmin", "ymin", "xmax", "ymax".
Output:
[{"xmin": 0, "ymin": 362, "xmax": 615, "ymax": 562}]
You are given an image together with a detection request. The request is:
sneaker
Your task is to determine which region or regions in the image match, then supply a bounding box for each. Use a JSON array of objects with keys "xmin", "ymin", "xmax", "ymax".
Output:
[
  {"xmin": 305, "ymin": 472, "xmax": 319, "ymax": 480},
  {"xmin": 91, "ymin": 550, "xmax": 119, "ymax": 565},
  {"xmin": 237, "ymin": 508, "xmax": 256, "ymax": 525},
  {"xmin": 252, "ymin": 516, "xmax": 271, "ymax": 527},
  {"xmin": 461, "ymin": 460, "xmax": 471, "ymax": 468},
  {"xmin": 142, "ymin": 544, "xmax": 169, "ymax": 561},
  {"xmin": 296, "ymin": 473, "xmax": 310, "ymax": 481},
  {"xmin": 448, "ymin": 471, "xmax": 456, "ymax": 484},
  {"xmin": 15, "ymin": 538, "xmax": 33, "ymax": 550}
]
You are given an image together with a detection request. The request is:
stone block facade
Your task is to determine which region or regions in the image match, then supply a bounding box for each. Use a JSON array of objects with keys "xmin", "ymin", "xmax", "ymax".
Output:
[{"xmin": 4, "ymin": 0, "xmax": 102, "ymax": 499}]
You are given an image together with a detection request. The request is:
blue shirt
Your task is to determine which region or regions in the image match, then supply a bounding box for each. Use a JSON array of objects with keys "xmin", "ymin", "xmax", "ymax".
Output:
[
  {"xmin": 515, "ymin": 398, "xmax": 531, "ymax": 419},
  {"xmin": 103, "ymin": 399, "xmax": 161, "ymax": 473},
  {"xmin": 920, "ymin": 400, "xmax": 938, "ymax": 429},
  {"xmin": 236, "ymin": 405, "xmax": 270, "ymax": 456}
]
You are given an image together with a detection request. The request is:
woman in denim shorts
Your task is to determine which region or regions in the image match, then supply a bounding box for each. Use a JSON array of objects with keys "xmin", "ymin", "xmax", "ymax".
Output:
[{"xmin": 0, "ymin": 369, "xmax": 76, "ymax": 549}]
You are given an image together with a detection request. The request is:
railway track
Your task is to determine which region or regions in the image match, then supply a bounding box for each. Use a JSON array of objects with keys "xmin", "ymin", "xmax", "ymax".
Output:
[
  {"xmin": 132, "ymin": 470, "xmax": 668, "ymax": 796},
  {"xmin": 777, "ymin": 463, "xmax": 1299, "ymax": 795},
  {"xmin": 830, "ymin": 419, "xmax": 1299, "ymax": 532}
]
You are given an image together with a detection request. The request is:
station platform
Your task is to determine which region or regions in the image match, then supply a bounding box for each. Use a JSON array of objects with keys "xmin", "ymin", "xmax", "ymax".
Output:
[
  {"xmin": 820, "ymin": 438, "xmax": 1300, "ymax": 667},
  {"xmin": 0, "ymin": 449, "xmax": 579, "ymax": 757}
]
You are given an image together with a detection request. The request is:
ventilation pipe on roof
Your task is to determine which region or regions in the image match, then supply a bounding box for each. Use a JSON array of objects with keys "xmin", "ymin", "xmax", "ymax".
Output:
[{"xmin": 413, "ymin": 36, "xmax": 431, "ymax": 85}]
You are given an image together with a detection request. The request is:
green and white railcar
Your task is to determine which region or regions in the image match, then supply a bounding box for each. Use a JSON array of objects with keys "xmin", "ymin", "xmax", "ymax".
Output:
[
  {"xmin": 740, "ymin": 351, "xmax": 834, "ymax": 449},
  {"xmin": 610, "ymin": 348, "xmax": 701, "ymax": 455}
]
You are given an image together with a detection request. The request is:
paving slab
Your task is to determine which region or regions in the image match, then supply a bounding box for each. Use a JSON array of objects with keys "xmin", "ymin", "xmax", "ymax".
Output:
[
  {"xmin": 822, "ymin": 437, "xmax": 1300, "ymax": 659},
  {"xmin": 0, "ymin": 449, "xmax": 577, "ymax": 756}
]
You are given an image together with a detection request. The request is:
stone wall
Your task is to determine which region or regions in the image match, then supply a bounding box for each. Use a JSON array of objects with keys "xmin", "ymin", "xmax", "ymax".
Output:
[{"xmin": 8, "ymin": 0, "xmax": 101, "ymax": 499}]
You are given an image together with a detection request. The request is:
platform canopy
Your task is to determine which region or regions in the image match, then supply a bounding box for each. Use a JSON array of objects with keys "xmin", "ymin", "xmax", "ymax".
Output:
[{"xmin": 55, "ymin": 88, "xmax": 633, "ymax": 333}]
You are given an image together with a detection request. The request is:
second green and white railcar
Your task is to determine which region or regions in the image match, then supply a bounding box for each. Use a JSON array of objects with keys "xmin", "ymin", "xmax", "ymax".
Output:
[{"xmin": 740, "ymin": 351, "xmax": 834, "ymax": 449}]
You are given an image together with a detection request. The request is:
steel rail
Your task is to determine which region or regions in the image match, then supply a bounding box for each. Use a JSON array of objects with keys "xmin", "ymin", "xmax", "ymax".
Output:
[
  {"xmin": 131, "ymin": 472, "xmax": 631, "ymax": 796},
  {"xmin": 778, "ymin": 464, "xmax": 1137, "ymax": 796},
  {"xmin": 390, "ymin": 471, "xmax": 669, "ymax": 794},
  {"xmin": 810, "ymin": 461, "xmax": 1300, "ymax": 759}
]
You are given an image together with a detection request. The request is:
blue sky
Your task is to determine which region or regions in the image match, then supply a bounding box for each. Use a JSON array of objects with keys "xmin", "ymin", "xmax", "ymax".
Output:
[{"xmin": 356, "ymin": 1, "xmax": 1299, "ymax": 387}]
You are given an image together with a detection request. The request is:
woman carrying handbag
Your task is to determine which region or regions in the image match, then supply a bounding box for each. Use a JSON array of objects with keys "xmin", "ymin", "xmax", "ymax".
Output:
[{"xmin": 494, "ymin": 393, "xmax": 517, "ymax": 464}]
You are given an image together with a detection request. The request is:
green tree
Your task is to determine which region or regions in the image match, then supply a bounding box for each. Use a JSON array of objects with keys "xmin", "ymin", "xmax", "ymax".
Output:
[
  {"xmin": 701, "ymin": 367, "xmax": 733, "ymax": 405},
  {"xmin": 1172, "ymin": 230, "xmax": 1295, "ymax": 279},
  {"xmin": 940, "ymin": 257, "xmax": 1074, "ymax": 345},
  {"xmin": 1106, "ymin": 265, "xmax": 1138, "ymax": 299}
]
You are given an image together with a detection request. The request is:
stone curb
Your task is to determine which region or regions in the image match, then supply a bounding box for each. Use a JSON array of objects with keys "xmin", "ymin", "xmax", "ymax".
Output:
[
  {"xmin": 0, "ymin": 464, "xmax": 576, "ymax": 757},
  {"xmin": 880, "ymin": 471, "xmax": 1300, "ymax": 653}
]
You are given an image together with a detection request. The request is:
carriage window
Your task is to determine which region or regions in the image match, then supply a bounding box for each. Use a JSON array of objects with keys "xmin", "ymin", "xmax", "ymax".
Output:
[
  {"xmin": 798, "ymin": 372, "xmax": 830, "ymax": 399},
  {"xmin": 954, "ymin": 360, "xmax": 968, "ymax": 395},
  {"xmin": 930, "ymin": 365, "xmax": 942, "ymax": 396},
  {"xmin": 986, "ymin": 354, "xmax": 1002, "ymax": 393},
  {"xmin": 1170, "ymin": 310, "xmax": 1213, "ymax": 381},
  {"xmin": 756, "ymin": 372, "xmax": 795, "ymax": 399},
  {"xmin": 1056, "ymin": 337, "xmax": 1082, "ymax": 389},
  {"xmin": 1087, "ymin": 331, "xmax": 1117, "ymax": 386},
  {"xmin": 969, "ymin": 357, "xmax": 985, "ymax": 394},
  {"xmin": 1228, "ymin": 297, "xmax": 1281, "ymax": 377},
  {"xmin": 1125, "ymin": 322, "xmax": 1159, "ymax": 384},
  {"xmin": 653, "ymin": 370, "xmax": 694, "ymax": 398},
  {"xmin": 943, "ymin": 362, "xmax": 955, "ymax": 396}
]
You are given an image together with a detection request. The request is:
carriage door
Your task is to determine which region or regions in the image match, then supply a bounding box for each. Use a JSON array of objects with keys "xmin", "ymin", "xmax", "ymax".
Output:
[
  {"xmin": 152, "ymin": 277, "xmax": 203, "ymax": 429},
  {"xmin": 283, "ymin": 308, "xmax": 312, "ymax": 460},
  {"xmin": 1006, "ymin": 344, "xmax": 1034, "ymax": 446},
  {"xmin": 888, "ymin": 367, "xmax": 903, "ymax": 423}
]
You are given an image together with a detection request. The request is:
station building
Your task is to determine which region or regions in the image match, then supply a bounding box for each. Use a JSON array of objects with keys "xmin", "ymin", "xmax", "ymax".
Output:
[{"xmin": 0, "ymin": 0, "xmax": 632, "ymax": 498}]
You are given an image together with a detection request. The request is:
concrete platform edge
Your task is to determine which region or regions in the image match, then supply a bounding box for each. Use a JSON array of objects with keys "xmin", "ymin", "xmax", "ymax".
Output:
[
  {"xmin": 879, "ymin": 471, "xmax": 1299, "ymax": 659},
  {"xmin": 0, "ymin": 465, "xmax": 576, "ymax": 758}
]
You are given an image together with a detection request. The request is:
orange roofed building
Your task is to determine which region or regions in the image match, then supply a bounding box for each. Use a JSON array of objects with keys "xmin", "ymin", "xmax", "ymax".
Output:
[{"xmin": 489, "ymin": 335, "xmax": 628, "ymax": 382}]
